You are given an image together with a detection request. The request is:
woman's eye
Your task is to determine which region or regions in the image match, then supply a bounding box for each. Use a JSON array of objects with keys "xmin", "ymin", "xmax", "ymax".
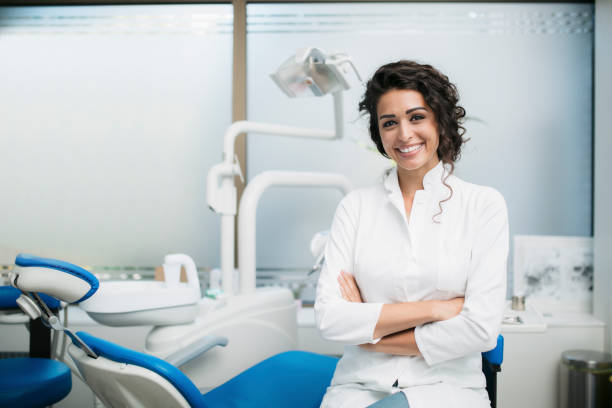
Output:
[
  {"xmin": 382, "ymin": 120, "xmax": 396, "ymax": 128},
  {"xmin": 410, "ymin": 114, "xmax": 425, "ymax": 122}
]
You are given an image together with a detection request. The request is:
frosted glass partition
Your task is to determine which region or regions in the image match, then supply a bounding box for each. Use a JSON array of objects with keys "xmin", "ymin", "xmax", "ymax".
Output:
[
  {"xmin": 246, "ymin": 2, "xmax": 593, "ymax": 291},
  {"xmin": 0, "ymin": 5, "xmax": 233, "ymax": 267}
]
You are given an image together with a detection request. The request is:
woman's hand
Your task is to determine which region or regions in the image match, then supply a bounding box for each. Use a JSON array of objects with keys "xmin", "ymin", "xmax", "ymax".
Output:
[
  {"xmin": 432, "ymin": 297, "xmax": 464, "ymax": 321},
  {"xmin": 337, "ymin": 270, "xmax": 363, "ymax": 303},
  {"xmin": 359, "ymin": 329, "xmax": 420, "ymax": 356}
]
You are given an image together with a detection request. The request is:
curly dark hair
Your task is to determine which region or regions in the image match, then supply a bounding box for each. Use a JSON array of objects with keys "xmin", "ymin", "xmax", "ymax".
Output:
[
  {"xmin": 359, "ymin": 60, "xmax": 466, "ymax": 164},
  {"xmin": 358, "ymin": 60, "xmax": 467, "ymax": 220}
]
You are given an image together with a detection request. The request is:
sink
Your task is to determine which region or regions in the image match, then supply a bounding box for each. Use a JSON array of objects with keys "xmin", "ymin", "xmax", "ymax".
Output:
[{"xmin": 80, "ymin": 280, "xmax": 200, "ymax": 326}]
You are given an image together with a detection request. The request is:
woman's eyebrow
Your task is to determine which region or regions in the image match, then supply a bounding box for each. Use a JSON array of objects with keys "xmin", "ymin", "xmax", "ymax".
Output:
[
  {"xmin": 379, "ymin": 106, "xmax": 427, "ymax": 120},
  {"xmin": 405, "ymin": 106, "xmax": 427, "ymax": 114}
]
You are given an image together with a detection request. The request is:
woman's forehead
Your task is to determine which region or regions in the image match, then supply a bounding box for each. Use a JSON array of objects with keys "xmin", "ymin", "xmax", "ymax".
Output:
[{"xmin": 377, "ymin": 89, "xmax": 427, "ymax": 114}]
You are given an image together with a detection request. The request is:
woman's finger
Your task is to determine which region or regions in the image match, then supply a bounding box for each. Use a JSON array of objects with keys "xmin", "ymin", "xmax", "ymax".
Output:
[
  {"xmin": 339, "ymin": 270, "xmax": 363, "ymax": 302},
  {"xmin": 339, "ymin": 271, "xmax": 355, "ymax": 300},
  {"xmin": 342, "ymin": 270, "xmax": 361, "ymax": 301},
  {"xmin": 337, "ymin": 276, "xmax": 349, "ymax": 300},
  {"xmin": 338, "ymin": 273, "xmax": 353, "ymax": 301}
]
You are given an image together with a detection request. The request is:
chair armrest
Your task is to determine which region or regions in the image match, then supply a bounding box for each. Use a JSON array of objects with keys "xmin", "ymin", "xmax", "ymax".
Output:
[
  {"xmin": 164, "ymin": 335, "xmax": 228, "ymax": 367},
  {"xmin": 482, "ymin": 334, "xmax": 504, "ymax": 366}
]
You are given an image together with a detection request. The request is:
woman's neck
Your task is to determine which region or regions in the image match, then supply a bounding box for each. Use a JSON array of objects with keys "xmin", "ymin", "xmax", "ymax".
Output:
[{"xmin": 397, "ymin": 159, "xmax": 440, "ymax": 198}]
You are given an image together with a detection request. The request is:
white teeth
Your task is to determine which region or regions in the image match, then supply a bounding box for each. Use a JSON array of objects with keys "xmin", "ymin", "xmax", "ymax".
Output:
[{"xmin": 399, "ymin": 144, "xmax": 423, "ymax": 153}]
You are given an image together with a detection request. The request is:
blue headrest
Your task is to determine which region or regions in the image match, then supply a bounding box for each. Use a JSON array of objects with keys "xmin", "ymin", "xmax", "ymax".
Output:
[
  {"xmin": 75, "ymin": 331, "xmax": 207, "ymax": 408},
  {"xmin": 15, "ymin": 254, "xmax": 99, "ymax": 302},
  {"xmin": 482, "ymin": 334, "xmax": 504, "ymax": 366},
  {"xmin": 0, "ymin": 286, "xmax": 60, "ymax": 310}
]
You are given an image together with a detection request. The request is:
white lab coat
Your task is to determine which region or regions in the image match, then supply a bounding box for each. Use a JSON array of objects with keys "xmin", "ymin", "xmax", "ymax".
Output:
[{"xmin": 315, "ymin": 162, "xmax": 509, "ymax": 408}]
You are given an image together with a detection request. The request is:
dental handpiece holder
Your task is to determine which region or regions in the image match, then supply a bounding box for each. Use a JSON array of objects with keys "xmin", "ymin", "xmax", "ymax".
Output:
[{"xmin": 80, "ymin": 254, "xmax": 201, "ymax": 327}]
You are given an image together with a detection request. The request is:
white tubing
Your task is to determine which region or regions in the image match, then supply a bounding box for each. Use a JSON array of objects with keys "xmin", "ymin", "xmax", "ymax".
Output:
[
  {"xmin": 221, "ymin": 214, "xmax": 235, "ymax": 295},
  {"xmin": 238, "ymin": 171, "xmax": 352, "ymax": 294},
  {"xmin": 223, "ymin": 121, "xmax": 337, "ymax": 166}
]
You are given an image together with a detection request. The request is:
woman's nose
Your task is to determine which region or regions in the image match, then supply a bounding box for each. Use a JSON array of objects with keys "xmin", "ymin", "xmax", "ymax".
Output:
[{"xmin": 398, "ymin": 121, "xmax": 414, "ymax": 141}]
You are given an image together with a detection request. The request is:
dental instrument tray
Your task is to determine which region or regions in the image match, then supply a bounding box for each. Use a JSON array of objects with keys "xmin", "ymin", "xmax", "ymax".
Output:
[{"xmin": 80, "ymin": 254, "xmax": 202, "ymax": 327}]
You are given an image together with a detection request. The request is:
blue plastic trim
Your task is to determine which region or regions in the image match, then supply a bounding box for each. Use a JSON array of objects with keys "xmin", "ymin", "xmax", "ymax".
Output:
[
  {"xmin": 202, "ymin": 351, "xmax": 338, "ymax": 408},
  {"xmin": 482, "ymin": 334, "xmax": 504, "ymax": 366},
  {"xmin": 15, "ymin": 254, "xmax": 99, "ymax": 302},
  {"xmin": 0, "ymin": 358, "xmax": 71, "ymax": 408},
  {"xmin": 75, "ymin": 331, "xmax": 207, "ymax": 408},
  {"xmin": 0, "ymin": 286, "xmax": 61, "ymax": 310}
]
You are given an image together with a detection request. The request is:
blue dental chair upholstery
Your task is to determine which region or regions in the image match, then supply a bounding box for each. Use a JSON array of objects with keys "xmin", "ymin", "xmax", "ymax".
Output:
[
  {"xmin": 0, "ymin": 357, "xmax": 72, "ymax": 408},
  {"xmin": 75, "ymin": 330, "xmax": 337, "ymax": 408},
  {"xmin": 7, "ymin": 254, "xmax": 504, "ymax": 408}
]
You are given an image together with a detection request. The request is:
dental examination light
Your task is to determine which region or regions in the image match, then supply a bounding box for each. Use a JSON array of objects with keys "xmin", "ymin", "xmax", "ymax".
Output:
[
  {"xmin": 207, "ymin": 47, "xmax": 361, "ymax": 296},
  {"xmin": 271, "ymin": 47, "xmax": 361, "ymax": 139},
  {"xmin": 271, "ymin": 47, "xmax": 360, "ymax": 98}
]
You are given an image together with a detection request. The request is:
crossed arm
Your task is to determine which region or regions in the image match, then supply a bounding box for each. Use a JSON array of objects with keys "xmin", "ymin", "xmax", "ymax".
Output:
[
  {"xmin": 337, "ymin": 270, "xmax": 464, "ymax": 356},
  {"xmin": 316, "ymin": 190, "xmax": 508, "ymax": 362}
]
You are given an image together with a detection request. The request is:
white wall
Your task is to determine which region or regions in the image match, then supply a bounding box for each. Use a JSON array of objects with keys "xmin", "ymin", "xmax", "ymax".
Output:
[
  {"xmin": 594, "ymin": 0, "xmax": 612, "ymax": 352},
  {"xmin": 0, "ymin": 5, "xmax": 233, "ymax": 268}
]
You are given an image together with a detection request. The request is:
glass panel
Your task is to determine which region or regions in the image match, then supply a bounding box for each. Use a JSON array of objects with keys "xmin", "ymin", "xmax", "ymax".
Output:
[
  {"xmin": 0, "ymin": 5, "xmax": 233, "ymax": 267},
  {"xmin": 246, "ymin": 2, "xmax": 593, "ymax": 295}
]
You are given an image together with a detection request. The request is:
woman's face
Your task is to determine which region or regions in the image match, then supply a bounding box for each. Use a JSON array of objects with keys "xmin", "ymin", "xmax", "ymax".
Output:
[{"xmin": 377, "ymin": 89, "xmax": 440, "ymax": 175}]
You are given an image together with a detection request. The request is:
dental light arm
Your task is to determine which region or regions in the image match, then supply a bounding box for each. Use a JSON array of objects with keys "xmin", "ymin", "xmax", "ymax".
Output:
[
  {"xmin": 207, "ymin": 48, "xmax": 360, "ymax": 295},
  {"xmin": 238, "ymin": 171, "xmax": 352, "ymax": 294}
]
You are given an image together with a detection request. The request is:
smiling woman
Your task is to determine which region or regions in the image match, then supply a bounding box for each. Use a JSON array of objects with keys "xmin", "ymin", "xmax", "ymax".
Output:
[
  {"xmin": 315, "ymin": 61, "xmax": 509, "ymax": 408},
  {"xmin": 360, "ymin": 61, "xmax": 467, "ymax": 223},
  {"xmin": 377, "ymin": 90, "xmax": 440, "ymax": 176}
]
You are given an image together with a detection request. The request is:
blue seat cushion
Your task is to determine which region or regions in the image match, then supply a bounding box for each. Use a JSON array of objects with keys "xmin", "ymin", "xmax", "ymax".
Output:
[
  {"xmin": 0, "ymin": 358, "xmax": 71, "ymax": 408},
  {"xmin": 0, "ymin": 286, "xmax": 60, "ymax": 310},
  {"xmin": 202, "ymin": 350, "xmax": 339, "ymax": 408}
]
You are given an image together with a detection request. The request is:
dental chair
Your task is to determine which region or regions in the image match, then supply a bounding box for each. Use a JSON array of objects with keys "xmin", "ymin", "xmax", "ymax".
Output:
[
  {"xmin": 8, "ymin": 254, "xmax": 504, "ymax": 408},
  {"xmin": 8, "ymin": 254, "xmax": 337, "ymax": 408},
  {"xmin": 0, "ymin": 254, "xmax": 92, "ymax": 407}
]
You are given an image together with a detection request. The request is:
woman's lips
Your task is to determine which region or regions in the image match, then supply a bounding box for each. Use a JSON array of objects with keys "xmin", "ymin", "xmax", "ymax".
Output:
[{"xmin": 396, "ymin": 143, "xmax": 424, "ymax": 157}]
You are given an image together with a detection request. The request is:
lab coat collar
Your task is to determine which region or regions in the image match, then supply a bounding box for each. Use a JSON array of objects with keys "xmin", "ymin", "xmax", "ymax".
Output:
[{"xmin": 383, "ymin": 160, "xmax": 446, "ymax": 196}]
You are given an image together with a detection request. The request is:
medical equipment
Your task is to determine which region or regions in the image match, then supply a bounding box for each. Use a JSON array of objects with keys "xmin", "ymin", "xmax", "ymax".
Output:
[
  {"xmin": 9, "ymin": 253, "xmax": 338, "ymax": 408},
  {"xmin": 271, "ymin": 47, "xmax": 361, "ymax": 98},
  {"xmin": 0, "ymin": 286, "xmax": 71, "ymax": 408},
  {"xmin": 207, "ymin": 46, "xmax": 360, "ymax": 295},
  {"xmin": 0, "ymin": 254, "xmax": 97, "ymax": 407},
  {"xmin": 80, "ymin": 254, "xmax": 201, "ymax": 326},
  {"xmin": 141, "ymin": 168, "xmax": 352, "ymax": 391}
]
